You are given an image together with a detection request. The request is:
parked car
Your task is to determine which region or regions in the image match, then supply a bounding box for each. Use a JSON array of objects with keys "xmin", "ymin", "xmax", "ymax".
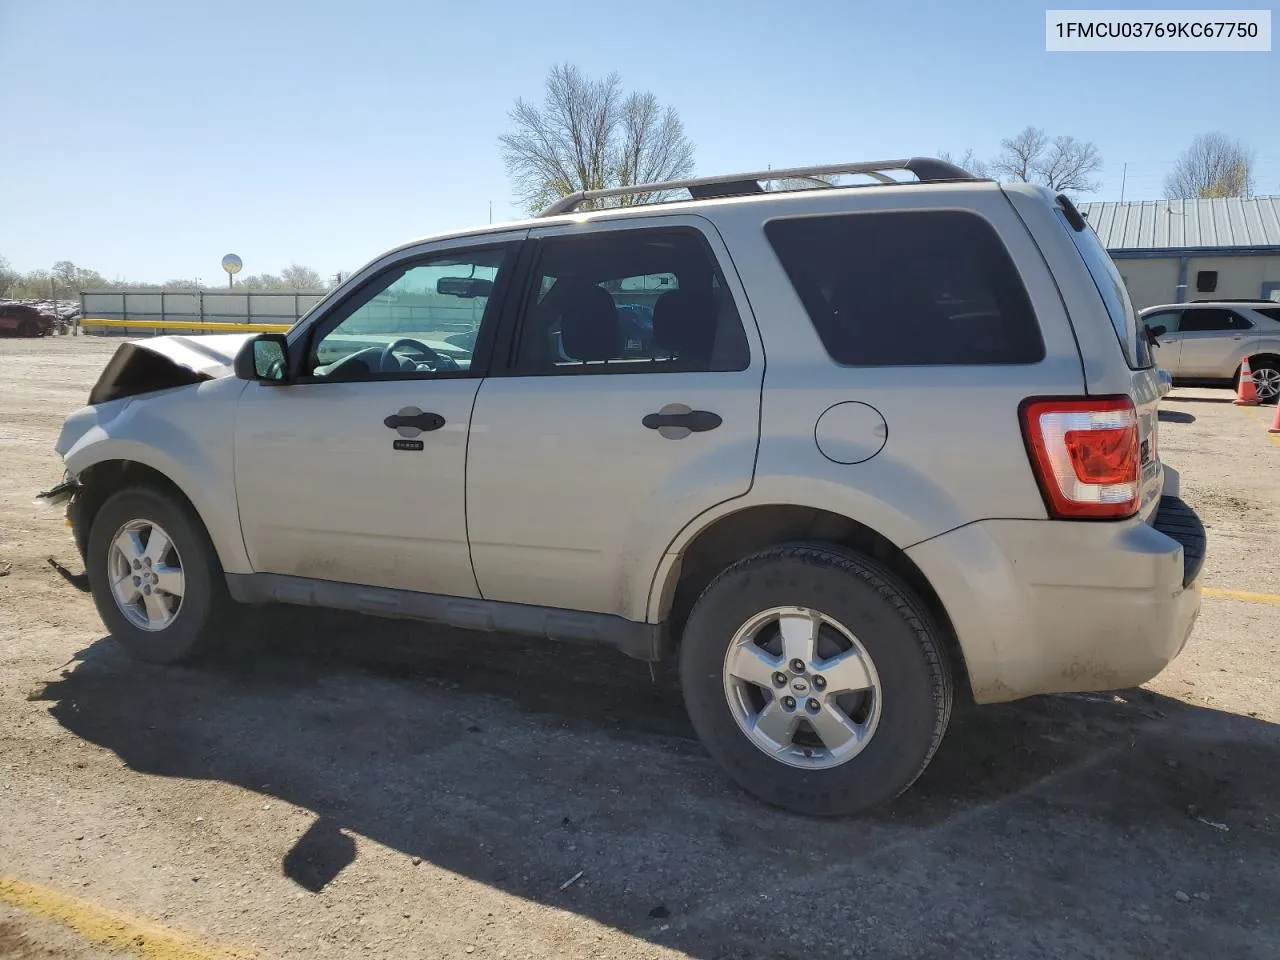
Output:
[
  {"xmin": 41, "ymin": 158, "xmax": 1205, "ymax": 816},
  {"xmin": 0, "ymin": 303, "xmax": 55, "ymax": 337},
  {"xmin": 1140, "ymin": 300, "xmax": 1280, "ymax": 403}
]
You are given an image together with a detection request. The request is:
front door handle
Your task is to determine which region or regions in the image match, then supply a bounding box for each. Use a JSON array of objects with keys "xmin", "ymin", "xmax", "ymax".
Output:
[
  {"xmin": 384, "ymin": 410, "xmax": 445, "ymax": 432},
  {"xmin": 642, "ymin": 409, "xmax": 722, "ymax": 432}
]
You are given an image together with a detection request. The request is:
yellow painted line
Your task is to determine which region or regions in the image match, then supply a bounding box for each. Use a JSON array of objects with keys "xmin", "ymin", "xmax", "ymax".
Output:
[
  {"xmin": 0, "ymin": 876, "xmax": 259, "ymax": 960},
  {"xmin": 80, "ymin": 318, "xmax": 291, "ymax": 333},
  {"xmin": 1203, "ymin": 587, "xmax": 1280, "ymax": 606}
]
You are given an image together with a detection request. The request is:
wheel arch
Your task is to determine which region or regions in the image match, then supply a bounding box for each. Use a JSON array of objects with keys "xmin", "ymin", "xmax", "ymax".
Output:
[
  {"xmin": 652, "ymin": 503, "xmax": 971, "ymax": 700},
  {"xmin": 1246, "ymin": 352, "xmax": 1280, "ymax": 372},
  {"xmin": 71, "ymin": 459, "xmax": 235, "ymax": 572}
]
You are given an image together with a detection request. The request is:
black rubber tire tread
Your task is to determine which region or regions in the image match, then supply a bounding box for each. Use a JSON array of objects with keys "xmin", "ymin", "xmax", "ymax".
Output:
[
  {"xmin": 680, "ymin": 541, "xmax": 953, "ymax": 817},
  {"xmin": 87, "ymin": 485, "xmax": 232, "ymax": 664}
]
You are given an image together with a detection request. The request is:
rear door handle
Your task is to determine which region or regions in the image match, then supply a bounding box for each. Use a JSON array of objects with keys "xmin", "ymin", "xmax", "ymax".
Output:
[
  {"xmin": 642, "ymin": 409, "xmax": 722, "ymax": 432},
  {"xmin": 384, "ymin": 410, "xmax": 445, "ymax": 431}
]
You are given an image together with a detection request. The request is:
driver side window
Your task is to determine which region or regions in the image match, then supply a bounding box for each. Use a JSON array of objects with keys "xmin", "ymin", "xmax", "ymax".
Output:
[{"xmin": 309, "ymin": 245, "xmax": 511, "ymax": 379}]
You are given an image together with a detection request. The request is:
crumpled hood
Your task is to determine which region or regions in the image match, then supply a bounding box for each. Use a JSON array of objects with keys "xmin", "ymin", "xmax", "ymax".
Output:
[{"xmin": 87, "ymin": 333, "xmax": 254, "ymax": 405}]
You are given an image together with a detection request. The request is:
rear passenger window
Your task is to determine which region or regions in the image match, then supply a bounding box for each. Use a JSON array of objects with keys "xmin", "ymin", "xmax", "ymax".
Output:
[
  {"xmin": 765, "ymin": 210, "xmax": 1044, "ymax": 366},
  {"xmin": 512, "ymin": 228, "xmax": 750, "ymax": 375},
  {"xmin": 1179, "ymin": 309, "xmax": 1250, "ymax": 332}
]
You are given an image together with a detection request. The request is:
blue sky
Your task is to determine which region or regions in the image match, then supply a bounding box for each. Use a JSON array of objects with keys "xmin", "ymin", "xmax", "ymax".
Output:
[{"xmin": 2, "ymin": 0, "xmax": 1276, "ymax": 282}]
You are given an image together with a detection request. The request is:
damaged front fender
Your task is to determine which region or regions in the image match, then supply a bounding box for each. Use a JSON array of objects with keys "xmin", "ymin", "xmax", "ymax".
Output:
[{"xmin": 87, "ymin": 333, "xmax": 254, "ymax": 405}]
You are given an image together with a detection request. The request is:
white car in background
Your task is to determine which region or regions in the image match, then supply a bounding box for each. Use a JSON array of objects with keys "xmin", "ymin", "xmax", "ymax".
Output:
[{"xmin": 1140, "ymin": 300, "xmax": 1280, "ymax": 403}]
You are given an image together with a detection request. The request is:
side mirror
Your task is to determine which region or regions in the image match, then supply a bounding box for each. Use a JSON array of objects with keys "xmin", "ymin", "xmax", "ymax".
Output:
[
  {"xmin": 1147, "ymin": 324, "xmax": 1166, "ymax": 339},
  {"xmin": 234, "ymin": 333, "xmax": 290, "ymax": 383}
]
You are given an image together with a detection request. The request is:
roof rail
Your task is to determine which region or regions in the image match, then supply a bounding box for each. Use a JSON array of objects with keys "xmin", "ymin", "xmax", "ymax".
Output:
[{"xmin": 538, "ymin": 157, "xmax": 976, "ymax": 217}]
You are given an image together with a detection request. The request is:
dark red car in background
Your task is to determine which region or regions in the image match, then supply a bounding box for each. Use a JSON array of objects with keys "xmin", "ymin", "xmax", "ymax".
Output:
[{"xmin": 0, "ymin": 303, "xmax": 56, "ymax": 337}]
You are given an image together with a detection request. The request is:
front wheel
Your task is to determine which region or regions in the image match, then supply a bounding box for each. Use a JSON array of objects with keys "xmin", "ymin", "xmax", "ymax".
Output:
[
  {"xmin": 680, "ymin": 543, "xmax": 952, "ymax": 816},
  {"xmin": 87, "ymin": 486, "xmax": 232, "ymax": 663}
]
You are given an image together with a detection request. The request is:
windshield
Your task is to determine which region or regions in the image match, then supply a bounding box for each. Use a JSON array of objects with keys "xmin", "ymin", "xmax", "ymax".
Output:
[{"xmin": 1056, "ymin": 208, "xmax": 1151, "ymax": 369}]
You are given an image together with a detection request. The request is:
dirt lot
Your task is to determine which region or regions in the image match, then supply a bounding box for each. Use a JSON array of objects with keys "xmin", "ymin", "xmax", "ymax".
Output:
[{"xmin": 2, "ymin": 335, "xmax": 1279, "ymax": 960}]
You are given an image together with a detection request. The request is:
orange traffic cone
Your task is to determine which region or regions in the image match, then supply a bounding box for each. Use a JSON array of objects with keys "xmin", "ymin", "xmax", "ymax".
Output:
[
  {"xmin": 1234, "ymin": 357, "xmax": 1259, "ymax": 406},
  {"xmin": 1269, "ymin": 400, "xmax": 1280, "ymax": 434}
]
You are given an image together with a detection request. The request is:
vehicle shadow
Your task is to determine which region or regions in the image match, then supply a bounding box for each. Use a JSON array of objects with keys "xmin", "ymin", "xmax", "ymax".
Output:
[
  {"xmin": 1163, "ymin": 394, "xmax": 1237, "ymax": 404},
  {"xmin": 1159, "ymin": 410, "xmax": 1196, "ymax": 424},
  {"xmin": 31, "ymin": 610, "xmax": 1280, "ymax": 958}
]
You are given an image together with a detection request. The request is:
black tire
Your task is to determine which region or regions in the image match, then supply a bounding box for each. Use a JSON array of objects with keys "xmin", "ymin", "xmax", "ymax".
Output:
[
  {"xmin": 680, "ymin": 542, "xmax": 952, "ymax": 816},
  {"xmin": 87, "ymin": 485, "xmax": 232, "ymax": 663}
]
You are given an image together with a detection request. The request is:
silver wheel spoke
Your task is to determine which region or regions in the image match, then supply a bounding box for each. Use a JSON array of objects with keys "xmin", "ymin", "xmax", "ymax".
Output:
[
  {"xmin": 727, "ymin": 644, "xmax": 781, "ymax": 688},
  {"xmin": 752, "ymin": 700, "xmax": 799, "ymax": 749},
  {"xmin": 153, "ymin": 565, "xmax": 184, "ymax": 597},
  {"xmin": 113, "ymin": 573, "xmax": 141, "ymax": 605},
  {"xmin": 778, "ymin": 612, "xmax": 818, "ymax": 665},
  {"xmin": 808, "ymin": 702, "xmax": 860, "ymax": 752},
  {"xmin": 113, "ymin": 530, "xmax": 146, "ymax": 563},
  {"xmin": 142, "ymin": 591, "xmax": 169, "ymax": 625},
  {"xmin": 143, "ymin": 527, "xmax": 172, "ymax": 565},
  {"xmin": 817, "ymin": 648, "xmax": 875, "ymax": 694}
]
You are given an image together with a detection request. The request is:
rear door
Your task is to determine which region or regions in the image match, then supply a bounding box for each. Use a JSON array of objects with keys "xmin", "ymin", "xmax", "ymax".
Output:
[
  {"xmin": 465, "ymin": 217, "xmax": 764, "ymax": 619},
  {"xmin": 1141, "ymin": 309, "xmax": 1183, "ymax": 374},
  {"xmin": 1176, "ymin": 308, "xmax": 1255, "ymax": 378}
]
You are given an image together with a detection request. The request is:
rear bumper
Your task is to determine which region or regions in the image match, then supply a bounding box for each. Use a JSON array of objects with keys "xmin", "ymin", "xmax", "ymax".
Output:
[{"xmin": 907, "ymin": 497, "xmax": 1204, "ymax": 704}]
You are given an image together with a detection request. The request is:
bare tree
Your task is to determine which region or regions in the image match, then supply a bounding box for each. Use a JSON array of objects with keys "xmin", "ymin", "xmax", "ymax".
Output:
[
  {"xmin": 991, "ymin": 126, "xmax": 1102, "ymax": 193},
  {"xmin": 937, "ymin": 149, "xmax": 992, "ymax": 179},
  {"xmin": 500, "ymin": 63, "xmax": 695, "ymax": 213},
  {"xmin": 992, "ymin": 127, "xmax": 1049, "ymax": 182},
  {"xmin": 280, "ymin": 264, "xmax": 324, "ymax": 290},
  {"xmin": 1164, "ymin": 133, "xmax": 1255, "ymax": 199}
]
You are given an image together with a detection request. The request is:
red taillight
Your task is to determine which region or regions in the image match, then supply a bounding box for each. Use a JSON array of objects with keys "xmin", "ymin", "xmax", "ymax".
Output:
[{"xmin": 1020, "ymin": 396, "xmax": 1140, "ymax": 519}]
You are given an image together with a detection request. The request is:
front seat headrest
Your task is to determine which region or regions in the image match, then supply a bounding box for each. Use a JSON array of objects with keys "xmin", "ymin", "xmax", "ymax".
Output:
[
  {"xmin": 653, "ymin": 289, "xmax": 716, "ymax": 367},
  {"xmin": 560, "ymin": 285, "xmax": 621, "ymax": 362}
]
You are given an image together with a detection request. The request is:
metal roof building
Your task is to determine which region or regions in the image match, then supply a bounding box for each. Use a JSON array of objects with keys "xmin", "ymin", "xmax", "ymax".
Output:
[
  {"xmin": 1078, "ymin": 197, "xmax": 1280, "ymax": 254},
  {"xmin": 1075, "ymin": 197, "xmax": 1280, "ymax": 309}
]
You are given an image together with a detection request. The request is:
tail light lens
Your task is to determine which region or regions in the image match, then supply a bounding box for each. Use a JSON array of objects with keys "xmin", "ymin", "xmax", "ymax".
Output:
[{"xmin": 1020, "ymin": 396, "xmax": 1140, "ymax": 519}]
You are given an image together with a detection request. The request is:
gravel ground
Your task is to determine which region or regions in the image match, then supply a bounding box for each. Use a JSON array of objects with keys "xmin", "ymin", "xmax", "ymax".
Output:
[{"xmin": 1, "ymin": 336, "xmax": 1278, "ymax": 960}]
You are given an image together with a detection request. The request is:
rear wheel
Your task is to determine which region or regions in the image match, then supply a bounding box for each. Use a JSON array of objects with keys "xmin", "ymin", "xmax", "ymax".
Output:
[
  {"xmin": 680, "ymin": 542, "xmax": 952, "ymax": 816},
  {"xmin": 87, "ymin": 486, "xmax": 232, "ymax": 663},
  {"xmin": 1251, "ymin": 362, "xmax": 1280, "ymax": 404}
]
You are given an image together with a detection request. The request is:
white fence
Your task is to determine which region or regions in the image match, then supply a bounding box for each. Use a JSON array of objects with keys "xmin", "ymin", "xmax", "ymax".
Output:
[{"xmin": 81, "ymin": 290, "xmax": 326, "ymax": 328}]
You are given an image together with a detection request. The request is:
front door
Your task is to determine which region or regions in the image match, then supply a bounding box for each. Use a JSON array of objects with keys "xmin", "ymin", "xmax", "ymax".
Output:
[
  {"xmin": 234, "ymin": 235, "xmax": 524, "ymax": 596},
  {"xmin": 466, "ymin": 218, "xmax": 764, "ymax": 619},
  {"xmin": 1175, "ymin": 307, "xmax": 1256, "ymax": 378},
  {"xmin": 1142, "ymin": 309, "xmax": 1183, "ymax": 374}
]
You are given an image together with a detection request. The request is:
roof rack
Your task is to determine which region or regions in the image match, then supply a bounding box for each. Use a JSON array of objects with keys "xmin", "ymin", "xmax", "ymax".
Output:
[{"xmin": 538, "ymin": 157, "xmax": 976, "ymax": 217}]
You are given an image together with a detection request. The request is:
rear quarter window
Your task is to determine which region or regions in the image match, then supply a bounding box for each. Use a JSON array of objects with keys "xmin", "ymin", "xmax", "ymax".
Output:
[
  {"xmin": 1055, "ymin": 207, "xmax": 1151, "ymax": 369},
  {"xmin": 764, "ymin": 209, "xmax": 1045, "ymax": 366}
]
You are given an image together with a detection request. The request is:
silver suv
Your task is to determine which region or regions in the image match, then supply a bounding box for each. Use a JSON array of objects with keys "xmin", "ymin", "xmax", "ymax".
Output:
[
  {"xmin": 44, "ymin": 159, "xmax": 1205, "ymax": 815},
  {"xmin": 1140, "ymin": 300, "xmax": 1280, "ymax": 402}
]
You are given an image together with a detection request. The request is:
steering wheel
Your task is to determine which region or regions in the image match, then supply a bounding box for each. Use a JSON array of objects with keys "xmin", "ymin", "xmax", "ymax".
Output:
[{"xmin": 379, "ymin": 337, "xmax": 451, "ymax": 373}]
